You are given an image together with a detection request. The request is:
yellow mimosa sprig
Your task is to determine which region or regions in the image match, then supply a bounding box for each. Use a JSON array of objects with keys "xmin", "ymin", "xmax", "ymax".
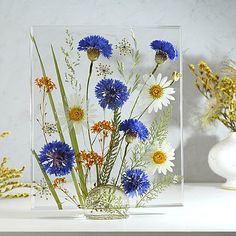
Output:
[
  {"xmin": 189, "ymin": 61, "xmax": 236, "ymax": 131},
  {"xmin": 0, "ymin": 157, "xmax": 31, "ymax": 199}
]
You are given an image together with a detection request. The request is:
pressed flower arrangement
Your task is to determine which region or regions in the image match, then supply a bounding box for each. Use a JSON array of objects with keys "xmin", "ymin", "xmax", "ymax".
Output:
[{"xmin": 31, "ymin": 26, "xmax": 183, "ymax": 219}]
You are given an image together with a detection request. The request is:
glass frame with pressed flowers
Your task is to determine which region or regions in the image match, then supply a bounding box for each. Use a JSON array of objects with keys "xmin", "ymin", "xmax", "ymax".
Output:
[{"xmin": 30, "ymin": 26, "xmax": 183, "ymax": 217}]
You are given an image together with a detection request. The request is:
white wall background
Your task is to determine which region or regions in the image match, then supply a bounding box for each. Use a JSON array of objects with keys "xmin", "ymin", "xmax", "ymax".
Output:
[{"xmin": 0, "ymin": 0, "xmax": 236, "ymax": 182}]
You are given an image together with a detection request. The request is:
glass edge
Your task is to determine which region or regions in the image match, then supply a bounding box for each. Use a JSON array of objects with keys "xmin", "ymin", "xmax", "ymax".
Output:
[
  {"xmin": 30, "ymin": 25, "xmax": 181, "ymax": 30},
  {"xmin": 30, "ymin": 26, "xmax": 35, "ymax": 209},
  {"xmin": 179, "ymin": 26, "xmax": 184, "ymax": 205}
]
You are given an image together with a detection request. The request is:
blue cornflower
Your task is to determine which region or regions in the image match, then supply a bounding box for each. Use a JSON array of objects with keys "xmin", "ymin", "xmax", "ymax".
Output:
[
  {"xmin": 150, "ymin": 40, "xmax": 178, "ymax": 64},
  {"xmin": 39, "ymin": 141, "xmax": 75, "ymax": 176},
  {"xmin": 78, "ymin": 35, "xmax": 112, "ymax": 61},
  {"xmin": 120, "ymin": 119, "xmax": 148, "ymax": 143},
  {"xmin": 95, "ymin": 78, "xmax": 129, "ymax": 110},
  {"xmin": 122, "ymin": 169, "xmax": 150, "ymax": 198}
]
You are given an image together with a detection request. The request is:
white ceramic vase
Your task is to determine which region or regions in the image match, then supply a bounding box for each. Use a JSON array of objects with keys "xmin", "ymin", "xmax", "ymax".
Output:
[{"xmin": 208, "ymin": 132, "xmax": 236, "ymax": 190}]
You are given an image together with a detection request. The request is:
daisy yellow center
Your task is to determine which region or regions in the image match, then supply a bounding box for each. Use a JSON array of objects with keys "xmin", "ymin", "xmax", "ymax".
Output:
[
  {"xmin": 149, "ymin": 84, "xmax": 163, "ymax": 99},
  {"xmin": 152, "ymin": 151, "xmax": 167, "ymax": 164},
  {"xmin": 69, "ymin": 107, "xmax": 84, "ymax": 122}
]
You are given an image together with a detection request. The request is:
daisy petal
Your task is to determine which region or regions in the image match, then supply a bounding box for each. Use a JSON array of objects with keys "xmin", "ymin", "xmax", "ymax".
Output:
[
  {"xmin": 163, "ymin": 80, "xmax": 173, "ymax": 87},
  {"xmin": 160, "ymin": 76, "xmax": 168, "ymax": 86},
  {"xmin": 156, "ymin": 73, "xmax": 162, "ymax": 83},
  {"xmin": 165, "ymin": 94, "xmax": 175, "ymax": 101},
  {"xmin": 165, "ymin": 87, "xmax": 175, "ymax": 94}
]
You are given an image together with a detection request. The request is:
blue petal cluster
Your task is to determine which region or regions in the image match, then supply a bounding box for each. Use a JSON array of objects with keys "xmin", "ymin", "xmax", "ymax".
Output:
[
  {"xmin": 78, "ymin": 35, "xmax": 112, "ymax": 58},
  {"xmin": 39, "ymin": 141, "xmax": 75, "ymax": 176},
  {"xmin": 120, "ymin": 119, "xmax": 148, "ymax": 141},
  {"xmin": 95, "ymin": 78, "xmax": 129, "ymax": 110},
  {"xmin": 122, "ymin": 169, "xmax": 150, "ymax": 197},
  {"xmin": 150, "ymin": 40, "xmax": 178, "ymax": 60}
]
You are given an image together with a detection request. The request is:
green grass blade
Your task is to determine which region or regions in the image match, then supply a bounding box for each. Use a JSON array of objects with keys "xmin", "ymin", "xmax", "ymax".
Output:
[
  {"xmin": 32, "ymin": 150, "xmax": 62, "ymax": 210},
  {"xmin": 71, "ymin": 168, "xmax": 84, "ymax": 207},
  {"xmin": 51, "ymin": 45, "xmax": 87, "ymax": 197},
  {"xmin": 48, "ymin": 92, "xmax": 65, "ymax": 142},
  {"xmin": 31, "ymin": 36, "xmax": 84, "ymax": 206},
  {"xmin": 30, "ymin": 35, "xmax": 46, "ymax": 77},
  {"xmin": 30, "ymin": 35, "xmax": 65, "ymax": 143}
]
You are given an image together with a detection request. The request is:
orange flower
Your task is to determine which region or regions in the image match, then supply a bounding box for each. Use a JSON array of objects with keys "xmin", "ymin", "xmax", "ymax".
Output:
[
  {"xmin": 53, "ymin": 177, "xmax": 66, "ymax": 188},
  {"xmin": 91, "ymin": 120, "xmax": 115, "ymax": 136},
  {"xmin": 35, "ymin": 76, "xmax": 56, "ymax": 92},
  {"xmin": 78, "ymin": 151, "xmax": 103, "ymax": 169}
]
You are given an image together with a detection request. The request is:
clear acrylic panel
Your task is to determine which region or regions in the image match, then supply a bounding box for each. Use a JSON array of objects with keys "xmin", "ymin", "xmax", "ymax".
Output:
[{"xmin": 31, "ymin": 26, "xmax": 183, "ymax": 214}]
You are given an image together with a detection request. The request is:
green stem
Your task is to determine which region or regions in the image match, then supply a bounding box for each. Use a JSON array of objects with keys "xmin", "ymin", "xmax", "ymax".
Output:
[
  {"xmin": 101, "ymin": 135, "xmax": 106, "ymax": 158},
  {"xmin": 137, "ymin": 101, "xmax": 154, "ymax": 120},
  {"xmin": 152, "ymin": 63, "xmax": 159, "ymax": 75},
  {"xmin": 129, "ymin": 64, "xmax": 158, "ymax": 118},
  {"xmin": 115, "ymin": 143, "xmax": 129, "ymax": 186},
  {"xmin": 114, "ymin": 134, "xmax": 125, "ymax": 166},
  {"xmin": 86, "ymin": 61, "xmax": 100, "ymax": 185},
  {"xmin": 91, "ymin": 133, "xmax": 98, "ymax": 145},
  {"xmin": 221, "ymin": 111, "xmax": 236, "ymax": 131},
  {"xmin": 218, "ymin": 114, "xmax": 234, "ymax": 131},
  {"xmin": 86, "ymin": 61, "xmax": 94, "ymax": 151},
  {"xmin": 95, "ymin": 165, "xmax": 100, "ymax": 186},
  {"xmin": 58, "ymin": 186, "xmax": 79, "ymax": 207},
  {"xmin": 71, "ymin": 168, "xmax": 84, "ymax": 207},
  {"xmin": 40, "ymin": 88, "xmax": 48, "ymax": 144},
  {"xmin": 32, "ymin": 150, "xmax": 62, "ymax": 210}
]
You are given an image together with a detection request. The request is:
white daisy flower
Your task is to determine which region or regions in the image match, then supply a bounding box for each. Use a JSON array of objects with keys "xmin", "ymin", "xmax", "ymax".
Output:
[
  {"xmin": 59, "ymin": 95, "xmax": 95, "ymax": 132},
  {"xmin": 143, "ymin": 73, "xmax": 175, "ymax": 113},
  {"xmin": 144, "ymin": 141, "xmax": 175, "ymax": 175}
]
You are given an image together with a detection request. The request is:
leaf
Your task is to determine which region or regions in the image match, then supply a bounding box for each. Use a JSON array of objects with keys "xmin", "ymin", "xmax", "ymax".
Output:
[
  {"xmin": 100, "ymin": 107, "xmax": 121, "ymax": 185},
  {"xmin": 128, "ymin": 70, "xmax": 134, "ymax": 81},
  {"xmin": 134, "ymin": 50, "xmax": 141, "ymax": 66},
  {"xmin": 130, "ymin": 142, "xmax": 148, "ymax": 170},
  {"xmin": 30, "ymin": 35, "xmax": 46, "ymax": 77},
  {"xmin": 146, "ymin": 105, "xmax": 172, "ymax": 147},
  {"xmin": 131, "ymin": 29, "xmax": 137, "ymax": 50},
  {"xmin": 135, "ymin": 175, "xmax": 182, "ymax": 207},
  {"xmin": 154, "ymin": 106, "xmax": 172, "ymax": 144},
  {"xmin": 130, "ymin": 73, "xmax": 141, "ymax": 93},
  {"xmin": 117, "ymin": 60, "xmax": 125, "ymax": 77},
  {"xmin": 71, "ymin": 168, "xmax": 84, "ymax": 207},
  {"xmin": 130, "ymin": 106, "xmax": 172, "ymax": 169}
]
